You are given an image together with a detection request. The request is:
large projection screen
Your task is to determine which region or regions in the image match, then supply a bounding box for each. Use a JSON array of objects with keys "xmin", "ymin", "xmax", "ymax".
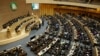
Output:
[{"xmin": 32, "ymin": 3, "xmax": 39, "ymax": 10}]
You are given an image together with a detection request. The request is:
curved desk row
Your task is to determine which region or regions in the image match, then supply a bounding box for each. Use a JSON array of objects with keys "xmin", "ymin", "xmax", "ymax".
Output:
[
  {"xmin": 73, "ymin": 17, "xmax": 99, "ymax": 56},
  {"xmin": 73, "ymin": 18, "xmax": 97, "ymax": 45},
  {"xmin": 2, "ymin": 14, "xmax": 30, "ymax": 29},
  {"xmin": 0, "ymin": 15, "xmax": 42, "ymax": 45},
  {"xmin": 93, "ymin": 46, "xmax": 100, "ymax": 56}
]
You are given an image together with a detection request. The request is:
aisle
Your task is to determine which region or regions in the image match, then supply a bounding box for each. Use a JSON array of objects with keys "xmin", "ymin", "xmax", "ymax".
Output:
[{"xmin": 0, "ymin": 20, "xmax": 48, "ymax": 56}]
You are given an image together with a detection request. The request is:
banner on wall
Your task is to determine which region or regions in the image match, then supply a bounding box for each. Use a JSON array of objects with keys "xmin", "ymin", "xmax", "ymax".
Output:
[{"xmin": 10, "ymin": 2, "xmax": 17, "ymax": 11}]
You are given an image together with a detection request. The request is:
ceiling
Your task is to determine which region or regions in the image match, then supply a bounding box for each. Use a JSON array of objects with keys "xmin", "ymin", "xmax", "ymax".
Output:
[{"xmin": 26, "ymin": 0, "xmax": 100, "ymax": 8}]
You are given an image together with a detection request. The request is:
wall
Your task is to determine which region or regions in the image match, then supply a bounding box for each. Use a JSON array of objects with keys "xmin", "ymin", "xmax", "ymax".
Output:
[
  {"xmin": 39, "ymin": 4, "xmax": 100, "ymax": 17},
  {"xmin": 54, "ymin": 6, "xmax": 100, "ymax": 18},
  {"xmin": 39, "ymin": 4, "xmax": 56, "ymax": 16},
  {"xmin": 0, "ymin": 0, "xmax": 39, "ymax": 30}
]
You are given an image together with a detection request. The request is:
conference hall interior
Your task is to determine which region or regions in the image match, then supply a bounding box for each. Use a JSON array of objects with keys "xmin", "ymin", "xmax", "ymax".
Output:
[{"xmin": 0, "ymin": 0, "xmax": 100, "ymax": 56}]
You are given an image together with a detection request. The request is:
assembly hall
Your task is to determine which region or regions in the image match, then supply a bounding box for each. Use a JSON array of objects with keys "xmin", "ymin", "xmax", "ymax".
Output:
[{"xmin": 0, "ymin": 0, "xmax": 100, "ymax": 56}]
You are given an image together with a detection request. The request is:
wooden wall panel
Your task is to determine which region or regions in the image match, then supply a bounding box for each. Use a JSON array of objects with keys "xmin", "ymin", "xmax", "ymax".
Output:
[
  {"xmin": 54, "ymin": 5, "xmax": 100, "ymax": 18},
  {"xmin": 39, "ymin": 4, "xmax": 56, "ymax": 16},
  {"xmin": 39, "ymin": 4, "xmax": 100, "ymax": 18}
]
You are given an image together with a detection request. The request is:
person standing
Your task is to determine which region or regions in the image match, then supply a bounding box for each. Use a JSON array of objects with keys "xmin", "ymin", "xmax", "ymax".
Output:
[{"xmin": 7, "ymin": 26, "xmax": 11, "ymax": 38}]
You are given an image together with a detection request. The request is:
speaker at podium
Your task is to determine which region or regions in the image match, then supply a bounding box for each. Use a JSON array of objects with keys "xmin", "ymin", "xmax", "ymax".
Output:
[{"xmin": 7, "ymin": 26, "xmax": 11, "ymax": 38}]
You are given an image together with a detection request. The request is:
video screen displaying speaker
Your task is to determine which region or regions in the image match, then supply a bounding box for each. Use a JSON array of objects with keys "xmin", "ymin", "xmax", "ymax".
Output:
[{"xmin": 32, "ymin": 3, "xmax": 39, "ymax": 10}]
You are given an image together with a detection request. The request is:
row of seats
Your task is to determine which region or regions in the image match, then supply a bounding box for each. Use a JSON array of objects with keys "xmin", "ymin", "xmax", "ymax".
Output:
[
  {"xmin": 40, "ymin": 15, "xmax": 72, "ymax": 56},
  {"xmin": 75, "ymin": 15, "xmax": 100, "ymax": 46},
  {"xmin": 62, "ymin": 13, "xmax": 100, "ymax": 56},
  {"xmin": 44, "ymin": 14, "xmax": 93, "ymax": 56},
  {"xmin": 45, "ymin": 39, "xmax": 70, "ymax": 56},
  {"xmin": 54, "ymin": 14, "xmax": 73, "ymax": 40},
  {"xmin": 57, "ymin": 13, "xmax": 93, "ymax": 56},
  {"xmin": 27, "ymin": 34, "xmax": 54, "ymax": 55},
  {"xmin": 45, "ymin": 15, "xmax": 60, "ymax": 35},
  {"xmin": 0, "ymin": 45, "xmax": 27, "ymax": 56},
  {"xmin": 25, "ymin": 21, "xmax": 34, "ymax": 31},
  {"xmin": 73, "ymin": 44, "xmax": 92, "ymax": 56},
  {"xmin": 3, "ymin": 13, "xmax": 30, "ymax": 29},
  {"xmin": 70, "ymin": 20, "xmax": 93, "ymax": 56},
  {"xmin": 97, "ymin": 47, "xmax": 100, "ymax": 56},
  {"xmin": 26, "ymin": 15, "xmax": 70, "ymax": 56},
  {"xmin": 63, "ymin": 13, "xmax": 99, "ymax": 40},
  {"xmin": 15, "ymin": 18, "xmax": 33, "ymax": 32},
  {"xmin": 71, "ymin": 19, "xmax": 91, "ymax": 45},
  {"xmin": 44, "ymin": 15, "xmax": 71, "ymax": 56}
]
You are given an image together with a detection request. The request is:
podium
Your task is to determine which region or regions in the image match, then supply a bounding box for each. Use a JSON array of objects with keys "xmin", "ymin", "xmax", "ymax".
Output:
[{"xmin": 7, "ymin": 26, "xmax": 12, "ymax": 38}]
